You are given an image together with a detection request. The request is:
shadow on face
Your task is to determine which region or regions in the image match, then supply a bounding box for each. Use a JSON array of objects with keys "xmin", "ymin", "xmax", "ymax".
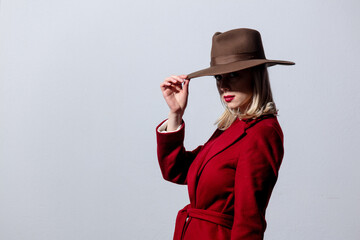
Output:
[{"xmin": 215, "ymin": 69, "xmax": 254, "ymax": 94}]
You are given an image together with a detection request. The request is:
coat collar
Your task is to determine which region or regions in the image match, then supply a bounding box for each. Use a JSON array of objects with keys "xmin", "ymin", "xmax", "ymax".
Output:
[
  {"xmin": 203, "ymin": 114, "xmax": 274, "ymax": 166},
  {"xmin": 187, "ymin": 115, "xmax": 274, "ymax": 206}
]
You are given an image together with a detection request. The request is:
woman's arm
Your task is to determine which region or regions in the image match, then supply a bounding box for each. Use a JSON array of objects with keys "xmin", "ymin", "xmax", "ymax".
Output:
[
  {"xmin": 231, "ymin": 124, "xmax": 284, "ymax": 240},
  {"xmin": 157, "ymin": 75, "xmax": 196, "ymax": 184},
  {"xmin": 156, "ymin": 120, "xmax": 202, "ymax": 185}
]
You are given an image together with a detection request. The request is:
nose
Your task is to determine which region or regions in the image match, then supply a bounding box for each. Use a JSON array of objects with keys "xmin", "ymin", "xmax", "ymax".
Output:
[{"xmin": 219, "ymin": 79, "xmax": 230, "ymax": 92}]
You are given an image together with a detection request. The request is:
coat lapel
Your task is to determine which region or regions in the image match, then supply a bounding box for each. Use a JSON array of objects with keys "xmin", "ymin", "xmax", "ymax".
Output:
[
  {"xmin": 202, "ymin": 115, "xmax": 273, "ymax": 166},
  {"xmin": 202, "ymin": 118, "xmax": 246, "ymax": 163},
  {"xmin": 187, "ymin": 119, "xmax": 247, "ymax": 206},
  {"xmin": 187, "ymin": 115, "xmax": 273, "ymax": 206}
]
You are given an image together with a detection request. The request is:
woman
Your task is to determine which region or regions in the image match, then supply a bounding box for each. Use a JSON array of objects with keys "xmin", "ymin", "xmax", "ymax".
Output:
[{"xmin": 156, "ymin": 28, "xmax": 294, "ymax": 240}]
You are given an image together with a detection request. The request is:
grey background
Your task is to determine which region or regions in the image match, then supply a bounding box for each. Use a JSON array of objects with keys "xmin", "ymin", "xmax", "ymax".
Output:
[{"xmin": 1, "ymin": 0, "xmax": 359, "ymax": 239}]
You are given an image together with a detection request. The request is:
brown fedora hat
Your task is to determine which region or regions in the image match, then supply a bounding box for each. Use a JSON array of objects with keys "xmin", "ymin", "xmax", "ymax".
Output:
[{"xmin": 187, "ymin": 28, "xmax": 295, "ymax": 79}]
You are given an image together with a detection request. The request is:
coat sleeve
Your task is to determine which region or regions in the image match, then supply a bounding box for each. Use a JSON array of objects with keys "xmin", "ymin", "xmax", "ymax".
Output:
[
  {"xmin": 231, "ymin": 124, "xmax": 284, "ymax": 240},
  {"xmin": 156, "ymin": 119, "xmax": 203, "ymax": 185}
]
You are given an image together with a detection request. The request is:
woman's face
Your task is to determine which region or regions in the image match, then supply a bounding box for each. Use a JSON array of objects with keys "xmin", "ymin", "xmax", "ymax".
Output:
[{"xmin": 215, "ymin": 69, "xmax": 254, "ymax": 111}]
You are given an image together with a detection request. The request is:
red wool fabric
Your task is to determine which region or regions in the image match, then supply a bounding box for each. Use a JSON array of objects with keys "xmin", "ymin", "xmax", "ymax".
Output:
[{"xmin": 156, "ymin": 115, "xmax": 284, "ymax": 240}]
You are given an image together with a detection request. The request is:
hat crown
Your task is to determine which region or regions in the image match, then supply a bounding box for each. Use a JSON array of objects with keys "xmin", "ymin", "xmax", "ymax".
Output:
[
  {"xmin": 211, "ymin": 28, "xmax": 266, "ymax": 66},
  {"xmin": 187, "ymin": 28, "xmax": 294, "ymax": 79}
]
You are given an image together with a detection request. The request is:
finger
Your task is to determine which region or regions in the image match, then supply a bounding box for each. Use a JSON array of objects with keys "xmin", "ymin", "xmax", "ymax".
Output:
[
  {"xmin": 164, "ymin": 78, "xmax": 181, "ymax": 88},
  {"xmin": 163, "ymin": 76, "xmax": 186, "ymax": 91},
  {"xmin": 169, "ymin": 78, "xmax": 183, "ymax": 86},
  {"xmin": 170, "ymin": 76, "xmax": 185, "ymax": 85},
  {"xmin": 171, "ymin": 75, "xmax": 185, "ymax": 81},
  {"xmin": 165, "ymin": 85, "xmax": 180, "ymax": 94},
  {"xmin": 164, "ymin": 77, "xmax": 175, "ymax": 85},
  {"xmin": 162, "ymin": 77, "xmax": 181, "ymax": 87},
  {"xmin": 182, "ymin": 79, "xmax": 190, "ymax": 93},
  {"xmin": 163, "ymin": 81, "xmax": 182, "ymax": 91},
  {"xmin": 174, "ymin": 84, "xmax": 182, "ymax": 91},
  {"xmin": 167, "ymin": 82, "xmax": 181, "ymax": 92},
  {"xmin": 160, "ymin": 81, "xmax": 173, "ymax": 91}
]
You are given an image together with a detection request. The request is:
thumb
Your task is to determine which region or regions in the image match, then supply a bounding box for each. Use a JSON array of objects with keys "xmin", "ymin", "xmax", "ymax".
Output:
[{"xmin": 183, "ymin": 79, "xmax": 190, "ymax": 94}]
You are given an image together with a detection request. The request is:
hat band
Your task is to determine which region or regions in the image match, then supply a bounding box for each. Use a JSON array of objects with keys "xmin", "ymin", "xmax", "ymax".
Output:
[{"xmin": 210, "ymin": 51, "xmax": 265, "ymax": 66}]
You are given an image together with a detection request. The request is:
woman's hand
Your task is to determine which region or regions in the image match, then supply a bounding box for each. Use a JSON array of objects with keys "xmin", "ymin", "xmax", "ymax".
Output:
[{"xmin": 160, "ymin": 75, "xmax": 190, "ymax": 131}]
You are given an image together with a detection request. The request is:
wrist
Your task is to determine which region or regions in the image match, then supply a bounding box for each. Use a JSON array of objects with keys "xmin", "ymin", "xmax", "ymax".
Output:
[
  {"xmin": 167, "ymin": 112, "xmax": 183, "ymax": 131},
  {"xmin": 168, "ymin": 111, "xmax": 183, "ymax": 119}
]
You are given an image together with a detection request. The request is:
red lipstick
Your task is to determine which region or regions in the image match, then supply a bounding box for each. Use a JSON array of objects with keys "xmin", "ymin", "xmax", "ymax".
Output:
[{"xmin": 224, "ymin": 95, "xmax": 235, "ymax": 102}]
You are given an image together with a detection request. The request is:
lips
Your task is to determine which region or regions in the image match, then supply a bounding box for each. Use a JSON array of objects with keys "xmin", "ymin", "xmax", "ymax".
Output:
[{"xmin": 224, "ymin": 95, "xmax": 235, "ymax": 102}]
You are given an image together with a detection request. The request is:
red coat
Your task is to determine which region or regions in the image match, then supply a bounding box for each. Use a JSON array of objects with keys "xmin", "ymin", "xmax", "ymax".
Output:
[{"xmin": 156, "ymin": 115, "xmax": 284, "ymax": 240}]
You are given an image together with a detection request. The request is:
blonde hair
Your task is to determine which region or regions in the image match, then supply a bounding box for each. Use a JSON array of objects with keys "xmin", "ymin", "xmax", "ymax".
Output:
[{"xmin": 216, "ymin": 65, "xmax": 278, "ymax": 130}]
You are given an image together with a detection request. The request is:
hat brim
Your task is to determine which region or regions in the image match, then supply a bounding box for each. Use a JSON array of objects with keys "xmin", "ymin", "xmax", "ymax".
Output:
[{"xmin": 187, "ymin": 59, "xmax": 295, "ymax": 79}]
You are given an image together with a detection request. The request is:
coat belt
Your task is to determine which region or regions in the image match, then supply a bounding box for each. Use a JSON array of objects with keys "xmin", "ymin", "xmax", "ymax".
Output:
[{"xmin": 173, "ymin": 204, "xmax": 234, "ymax": 240}]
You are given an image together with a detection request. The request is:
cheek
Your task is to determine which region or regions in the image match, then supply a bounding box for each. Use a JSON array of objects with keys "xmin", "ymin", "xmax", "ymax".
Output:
[
  {"xmin": 244, "ymin": 92, "xmax": 253, "ymax": 103},
  {"xmin": 216, "ymin": 84, "xmax": 222, "ymax": 95},
  {"xmin": 236, "ymin": 92, "xmax": 252, "ymax": 103},
  {"xmin": 240, "ymin": 80, "xmax": 254, "ymax": 99},
  {"xmin": 243, "ymin": 87, "xmax": 254, "ymax": 102},
  {"xmin": 234, "ymin": 82, "xmax": 253, "ymax": 98},
  {"xmin": 235, "ymin": 83, "xmax": 253, "ymax": 105}
]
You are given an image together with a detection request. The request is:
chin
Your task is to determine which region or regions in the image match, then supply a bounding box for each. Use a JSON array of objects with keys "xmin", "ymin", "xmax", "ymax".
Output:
[{"xmin": 226, "ymin": 103, "xmax": 241, "ymax": 109}]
